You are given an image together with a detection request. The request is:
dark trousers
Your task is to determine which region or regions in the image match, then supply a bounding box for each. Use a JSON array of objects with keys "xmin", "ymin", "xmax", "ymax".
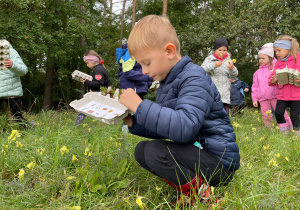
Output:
[
  {"xmin": 0, "ymin": 97, "xmax": 28, "ymax": 124},
  {"xmin": 223, "ymin": 103, "xmax": 230, "ymax": 115},
  {"xmin": 275, "ymin": 100, "xmax": 300, "ymax": 130},
  {"xmin": 230, "ymin": 104, "xmax": 246, "ymax": 117},
  {"xmin": 134, "ymin": 139, "xmax": 233, "ymax": 186}
]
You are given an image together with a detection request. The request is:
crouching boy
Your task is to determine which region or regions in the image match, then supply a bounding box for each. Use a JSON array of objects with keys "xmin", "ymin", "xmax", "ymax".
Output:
[{"xmin": 119, "ymin": 15, "xmax": 240, "ymax": 206}]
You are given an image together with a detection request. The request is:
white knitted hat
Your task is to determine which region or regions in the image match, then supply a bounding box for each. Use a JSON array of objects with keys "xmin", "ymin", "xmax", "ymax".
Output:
[{"xmin": 258, "ymin": 43, "xmax": 274, "ymax": 58}]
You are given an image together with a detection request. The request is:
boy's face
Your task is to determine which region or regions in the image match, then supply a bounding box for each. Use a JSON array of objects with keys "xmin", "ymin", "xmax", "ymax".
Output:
[
  {"xmin": 258, "ymin": 54, "xmax": 270, "ymax": 66},
  {"xmin": 134, "ymin": 47, "xmax": 174, "ymax": 82},
  {"xmin": 214, "ymin": 46, "xmax": 228, "ymax": 58},
  {"xmin": 274, "ymin": 47, "xmax": 291, "ymax": 60}
]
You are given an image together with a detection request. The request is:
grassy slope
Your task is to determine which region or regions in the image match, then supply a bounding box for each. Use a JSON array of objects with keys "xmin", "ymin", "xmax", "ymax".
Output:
[{"xmin": 0, "ymin": 108, "xmax": 299, "ymax": 209}]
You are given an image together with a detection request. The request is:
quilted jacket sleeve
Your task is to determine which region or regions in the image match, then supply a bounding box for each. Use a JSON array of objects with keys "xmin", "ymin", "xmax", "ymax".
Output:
[
  {"xmin": 201, "ymin": 56, "xmax": 216, "ymax": 74},
  {"xmin": 133, "ymin": 71, "xmax": 215, "ymax": 143},
  {"xmin": 9, "ymin": 47, "xmax": 28, "ymax": 76}
]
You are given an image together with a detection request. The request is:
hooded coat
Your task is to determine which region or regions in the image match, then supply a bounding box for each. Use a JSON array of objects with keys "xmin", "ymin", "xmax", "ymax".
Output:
[
  {"xmin": 0, "ymin": 41, "xmax": 28, "ymax": 98},
  {"xmin": 116, "ymin": 43, "xmax": 153, "ymax": 93},
  {"xmin": 201, "ymin": 54, "xmax": 238, "ymax": 104}
]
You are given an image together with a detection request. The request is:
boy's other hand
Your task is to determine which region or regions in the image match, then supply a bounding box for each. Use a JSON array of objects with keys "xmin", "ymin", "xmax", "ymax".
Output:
[
  {"xmin": 122, "ymin": 114, "xmax": 133, "ymax": 127},
  {"xmin": 253, "ymin": 101, "xmax": 258, "ymax": 107},
  {"xmin": 244, "ymin": 88, "xmax": 249, "ymax": 92},
  {"xmin": 227, "ymin": 63, "xmax": 234, "ymax": 70},
  {"xmin": 119, "ymin": 88, "xmax": 142, "ymax": 113},
  {"xmin": 4, "ymin": 59, "xmax": 13, "ymax": 68},
  {"xmin": 215, "ymin": 61, "xmax": 222, "ymax": 68}
]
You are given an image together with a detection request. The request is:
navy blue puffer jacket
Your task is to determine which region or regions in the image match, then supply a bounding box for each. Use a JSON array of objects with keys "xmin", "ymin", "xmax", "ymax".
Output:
[{"xmin": 129, "ymin": 55, "xmax": 240, "ymax": 171}]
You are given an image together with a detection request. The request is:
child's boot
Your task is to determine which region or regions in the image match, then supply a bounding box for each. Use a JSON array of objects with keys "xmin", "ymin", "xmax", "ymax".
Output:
[
  {"xmin": 285, "ymin": 116, "xmax": 293, "ymax": 130},
  {"xmin": 75, "ymin": 113, "xmax": 86, "ymax": 125},
  {"xmin": 278, "ymin": 123, "xmax": 290, "ymax": 133},
  {"xmin": 163, "ymin": 175, "xmax": 212, "ymax": 207}
]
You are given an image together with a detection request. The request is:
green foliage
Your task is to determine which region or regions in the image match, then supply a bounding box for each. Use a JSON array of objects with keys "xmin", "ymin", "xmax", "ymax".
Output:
[
  {"xmin": 1, "ymin": 0, "xmax": 300, "ymax": 110},
  {"xmin": 0, "ymin": 109, "xmax": 299, "ymax": 209}
]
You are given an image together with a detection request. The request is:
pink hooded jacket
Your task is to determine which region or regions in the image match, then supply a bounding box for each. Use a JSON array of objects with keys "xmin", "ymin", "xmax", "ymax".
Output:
[
  {"xmin": 252, "ymin": 58, "xmax": 277, "ymax": 102},
  {"xmin": 268, "ymin": 52, "xmax": 300, "ymax": 100}
]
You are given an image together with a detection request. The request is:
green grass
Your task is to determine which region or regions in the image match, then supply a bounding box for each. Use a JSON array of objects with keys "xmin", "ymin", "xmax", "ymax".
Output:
[{"xmin": 0, "ymin": 108, "xmax": 299, "ymax": 209}]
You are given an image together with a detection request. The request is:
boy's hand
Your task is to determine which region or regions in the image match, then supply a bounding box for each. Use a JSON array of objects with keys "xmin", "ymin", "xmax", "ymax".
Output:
[
  {"xmin": 253, "ymin": 101, "xmax": 258, "ymax": 107},
  {"xmin": 80, "ymin": 77, "xmax": 86, "ymax": 84},
  {"xmin": 119, "ymin": 88, "xmax": 142, "ymax": 113},
  {"xmin": 122, "ymin": 114, "xmax": 133, "ymax": 127},
  {"xmin": 4, "ymin": 59, "xmax": 13, "ymax": 68},
  {"xmin": 244, "ymin": 88, "xmax": 249, "ymax": 92},
  {"xmin": 215, "ymin": 61, "xmax": 222, "ymax": 68},
  {"xmin": 270, "ymin": 75, "xmax": 277, "ymax": 84},
  {"xmin": 227, "ymin": 63, "xmax": 234, "ymax": 70}
]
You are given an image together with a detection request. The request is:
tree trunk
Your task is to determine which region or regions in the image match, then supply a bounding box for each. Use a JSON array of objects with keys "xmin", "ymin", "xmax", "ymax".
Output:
[
  {"xmin": 79, "ymin": 0, "xmax": 86, "ymax": 96},
  {"xmin": 109, "ymin": 0, "xmax": 113, "ymax": 25},
  {"xmin": 162, "ymin": 0, "xmax": 167, "ymax": 16},
  {"xmin": 103, "ymin": 0, "xmax": 107, "ymax": 25},
  {"xmin": 228, "ymin": 0, "xmax": 235, "ymax": 12},
  {"xmin": 132, "ymin": 0, "xmax": 137, "ymax": 30},
  {"xmin": 120, "ymin": 0, "xmax": 126, "ymax": 45},
  {"xmin": 42, "ymin": 61, "xmax": 55, "ymax": 110}
]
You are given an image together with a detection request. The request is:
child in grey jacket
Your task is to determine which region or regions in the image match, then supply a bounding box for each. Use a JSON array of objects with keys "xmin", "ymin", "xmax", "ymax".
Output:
[{"xmin": 201, "ymin": 37, "xmax": 238, "ymax": 115}]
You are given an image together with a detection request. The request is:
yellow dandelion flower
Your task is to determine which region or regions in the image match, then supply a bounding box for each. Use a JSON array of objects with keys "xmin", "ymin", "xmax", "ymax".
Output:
[
  {"xmin": 276, "ymin": 153, "xmax": 280, "ymax": 158},
  {"xmin": 72, "ymin": 155, "xmax": 78, "ymax": 162},
  {"xmin": 18, "ymin": 168, "xmax": 25, "ymax": 181},
  {"xmin": 4, "ymin": 145, "xmax": 8, "ymax": 149},
  {"xmin": 276, "ymin": 126, "xmax": 279, "ymax": 130},
  {"xmin": 259, "ymin": 137, "xmax": 264, "ymax": 141},
  {"xmin": 67, "ymin": 176, "xmax": 76, "ymax": 180},
  {"xmin": 136, "ymin": 196, "xmax": 145, "ymax": 209},
  {"xmin": 88, "ymin": 128, "xmax": 91, "ymax": 132},
  {"xmin": 71, "ymin": 206, "xmax": 81, "ymax": 210},
  {"xmin": 92, "ymin": 119, "xmax": 97, "ymax": 122},
  {"xmin": 88, "ymin": 153, "xmax": 92, "ymax": 157},
  {"xmin": 8, "ymin": 130, "xmax": 20, "ymax": 141},
  {"xmin": 16, "ymin": 141, "xmax": 23, "ymax": 148},
  {"xmin": 26, "ymin": 161, "xmax": 36, "ymax": 170},
  {"xmin": 231, "ymin": 59, "xmax": 236, "ymax": 63},
  {"xmin": 232, "ymin": 122, "xmax": 240, "ymax": 128},
  {"xmin": 265, "ymin": 110, "xmax": 272, "ymax": 114},
  {"xmin": 285, "ymin": 156, "xmax": 289, "ymax": 162},
  {"xmin": 82, "ymin": 123, "xmax": 88, "ymax": 128},
  {"xmin": 60, "ymin": 146, "xmax": 70, "ymax": 155},
  {"xmin": 252, "ymin": 128, "xmax": 257, "ymax": 132},
  {"xmin": 268, "ymin": 158, "xmax": 278, "ymax": 167},
  {"xmin": 263, "ymin": 144, "xmax": 270, "ymax": 150},
  {"xmin": 211, "ymin": 186, "xmax": 215, "ymax": 195},
  {"xmin": 84, "ymin": 147, "xmax": 89, "ymax": 156},
  {"xmin": 36, "ymin": 148, "xmax": 45, "ymax": 155}
]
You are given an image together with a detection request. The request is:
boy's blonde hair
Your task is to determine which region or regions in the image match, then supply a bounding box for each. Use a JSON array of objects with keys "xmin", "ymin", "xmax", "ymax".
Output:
[
  {"xmin": 128, "ymin": 15, "xmax": 180, "ymax": 57},
  {"xmin": 276, "ymin": 35, "xmax": 299, "ymax": 64}
]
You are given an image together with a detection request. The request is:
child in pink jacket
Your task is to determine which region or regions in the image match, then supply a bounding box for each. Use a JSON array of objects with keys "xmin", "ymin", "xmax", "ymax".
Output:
[
  {"xmin": 269, "ymin": 35, "xmax": 300, "ymax": 134},
  {"xmin": 252, "ymin": 43, "xmax": 292, "ymax": 128}
]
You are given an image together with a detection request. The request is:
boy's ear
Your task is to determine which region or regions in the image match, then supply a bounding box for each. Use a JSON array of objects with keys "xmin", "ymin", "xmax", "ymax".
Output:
[{"xmin": 165, "ymin": 43, "xmax": 176, "ymax": 59}]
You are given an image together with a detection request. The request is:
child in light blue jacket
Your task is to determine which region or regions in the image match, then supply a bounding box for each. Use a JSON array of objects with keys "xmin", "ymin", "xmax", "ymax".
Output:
[{"xmin": 0, "ymin": 39, "xmax": 33, "ymax": 127}]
